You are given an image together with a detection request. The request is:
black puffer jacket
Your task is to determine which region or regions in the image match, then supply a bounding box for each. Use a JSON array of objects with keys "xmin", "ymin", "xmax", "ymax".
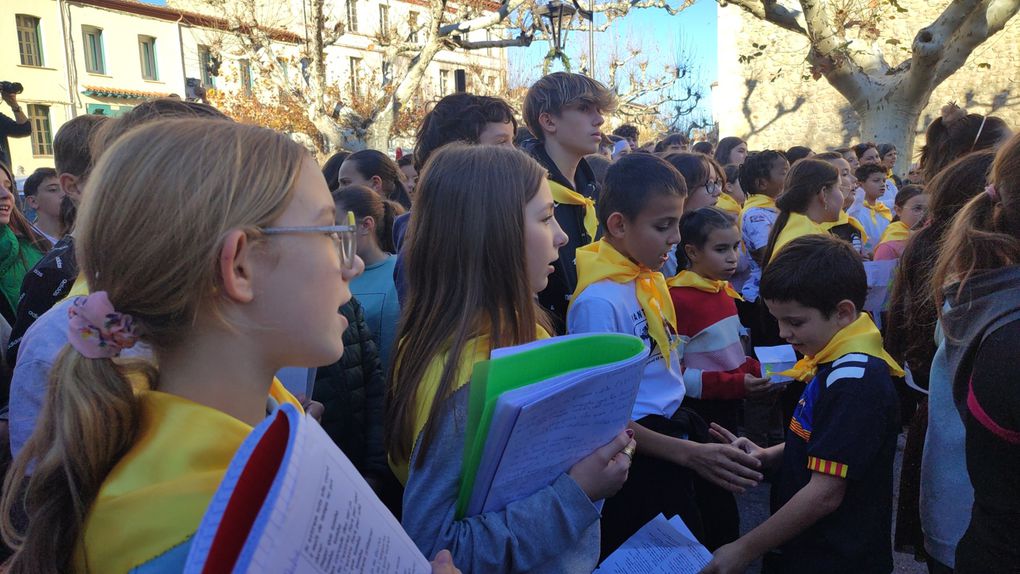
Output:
[
  {"xmin": 313, "ymin": 297, "xmax": 388, "ymax": 480},
  {"xmin": 519, "ymin": 138, "xmax": 599, "ymax": 333}
]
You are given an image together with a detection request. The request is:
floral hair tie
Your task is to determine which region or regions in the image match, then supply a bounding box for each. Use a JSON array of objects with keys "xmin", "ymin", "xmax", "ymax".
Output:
[{"xmin": 67, "ymin": 291, "xmax": 139, "ymax": 359}]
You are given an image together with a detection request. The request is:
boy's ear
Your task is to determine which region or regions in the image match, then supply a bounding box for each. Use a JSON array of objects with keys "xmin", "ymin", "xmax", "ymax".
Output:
[
  {"xmin": 538, "ymin": 111, "xmax": 558, "ymax": 137},
  {"xmin": 25, "ymin": 196, "xmax": 39, "ymax": 210},
  {"xmin": 834, "ymin": 299, "xmax": 858, "ymax": 328},
  {"xmin": 605, "ymin": 212, "xmax": 627, "ymax": 239},
  {"xmin": 755, "ymin": 176, "xmax": 768, "ymax": 193}
]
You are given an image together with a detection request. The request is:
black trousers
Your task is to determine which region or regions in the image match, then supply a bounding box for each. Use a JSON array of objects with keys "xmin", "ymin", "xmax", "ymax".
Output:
[{"xmin": 599, "ymin": 409, "xmax": 740, "ymax": 560}]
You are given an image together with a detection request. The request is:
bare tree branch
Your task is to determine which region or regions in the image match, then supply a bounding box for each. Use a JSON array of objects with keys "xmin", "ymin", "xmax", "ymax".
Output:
[
  {"xmin": 590, "ymin": 0, "xmax": 695, "ymax": 17},
  {"xmin": 718, "ymin": 0, "xmax": 806, "ymax": 35},
  {"xmin": 438, "ymin": 0, "xmax": 531, "ymax": 36},
  {"xmin": 450, "ymin": 32, "xmax": 534, "ymax": 49},
  {"xmin": 930, "ymin": 0, "xmax": 1020, "ymax": 85}
]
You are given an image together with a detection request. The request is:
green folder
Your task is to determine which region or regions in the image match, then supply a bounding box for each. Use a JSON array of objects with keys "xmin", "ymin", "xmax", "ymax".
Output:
[{"xmin": 455, "ymin": 334, "xmax": 646, "ymax": 518}]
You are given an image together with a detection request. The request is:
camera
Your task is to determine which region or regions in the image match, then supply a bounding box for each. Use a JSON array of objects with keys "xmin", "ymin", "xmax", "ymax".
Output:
[{"xmin": 0, "ymin": 82, "xmax": 24, "ymax": 95}]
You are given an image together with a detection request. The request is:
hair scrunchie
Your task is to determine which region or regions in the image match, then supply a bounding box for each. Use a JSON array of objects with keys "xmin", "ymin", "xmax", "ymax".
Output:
[
  {"xmin": 67, "ymin": 291, "xmax": 139, "ymax": 359},
  {"xmin": 986, "ymin": 184, "xmax": 1000, "ymax": 203}
]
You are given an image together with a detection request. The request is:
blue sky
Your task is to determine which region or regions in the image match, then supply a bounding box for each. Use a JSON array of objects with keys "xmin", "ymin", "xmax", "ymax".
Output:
[
  {"xmin": 141, "ymin": 0, "xmax": 717, "ymax": 116},
  {"xmin": 512, "ymin": 0, "xmax": 718, "ymax": 118}
]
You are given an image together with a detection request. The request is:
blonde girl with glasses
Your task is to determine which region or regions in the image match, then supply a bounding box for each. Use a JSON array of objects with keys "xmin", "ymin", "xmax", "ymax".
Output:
[{"xmin": 0, "ymin": 119, "xmax": 460, "ymax": 574}]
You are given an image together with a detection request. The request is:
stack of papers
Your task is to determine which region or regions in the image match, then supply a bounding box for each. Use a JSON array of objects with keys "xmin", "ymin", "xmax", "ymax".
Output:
[
  {"xmin": 596, "ymin": 514, "xmax": 712, "ymax": 574},
  {"xmin": 457, "ymin": 333, "xmax": 648, "ymax": 518}
]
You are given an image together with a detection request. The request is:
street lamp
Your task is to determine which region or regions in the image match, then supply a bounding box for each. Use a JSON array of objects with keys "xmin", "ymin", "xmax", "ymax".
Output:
[{"xmin": 534, "ymin": 0, "xmax": 576, "ymax": 74}]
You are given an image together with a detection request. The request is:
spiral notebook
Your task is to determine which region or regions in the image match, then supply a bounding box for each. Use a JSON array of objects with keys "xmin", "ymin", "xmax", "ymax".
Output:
[{"xmin": 183, "ymin": 404, "xmax": 429, "ymax": 574}]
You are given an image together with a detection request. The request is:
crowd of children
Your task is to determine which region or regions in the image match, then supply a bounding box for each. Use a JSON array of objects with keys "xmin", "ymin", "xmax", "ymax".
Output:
[{"xmin": 0, "ymin": 72, "xmax": 1014, "ymax": 574}]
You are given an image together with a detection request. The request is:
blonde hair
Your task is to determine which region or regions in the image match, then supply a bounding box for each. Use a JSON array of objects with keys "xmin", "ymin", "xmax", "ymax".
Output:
[
  {"xmin": 523, "ymin": 72, "xmax": 617, "ymax": 141},
  {"xmin": 0, "ymin": 119, "xmax": 307, "ymax": 573}
]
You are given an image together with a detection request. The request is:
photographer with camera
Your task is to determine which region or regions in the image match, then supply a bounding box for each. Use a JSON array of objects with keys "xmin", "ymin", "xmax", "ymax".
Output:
[{"xmin": 0, "ymin": 82, "xmax": 31, "ymax": 168}]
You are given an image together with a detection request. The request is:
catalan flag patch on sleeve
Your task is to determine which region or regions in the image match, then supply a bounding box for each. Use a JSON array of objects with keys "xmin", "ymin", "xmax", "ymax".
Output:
[{"xmin": 807, "ymin": 456, "xmax": 848, "ymax": 478}]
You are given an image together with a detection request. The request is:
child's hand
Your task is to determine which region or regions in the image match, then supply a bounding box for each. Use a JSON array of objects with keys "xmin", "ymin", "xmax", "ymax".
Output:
[
  {"xmin": 709, "ymin": 422, "xmax": 770, "ymax": 466},
  {"xmin": 298, "ymin": 396, "xmax": 325, "ymax": 422},
  {"xmin": 743, "ymin": 374, "xmax": 773, "ymax": 398},
  {"xmin": 683, "ymin": 442, "xmax": 762, "ymax": 493},
  {"xmin": 699, "ymin": 541, "xmax": 752, "ymax": 574},
  {"xmin": 568, "ymin": 430, "xmax": 635, "ymax": 501},
  {"xmin": 431, "ymin": 550, "xmax": 462, "ymax": 574}
]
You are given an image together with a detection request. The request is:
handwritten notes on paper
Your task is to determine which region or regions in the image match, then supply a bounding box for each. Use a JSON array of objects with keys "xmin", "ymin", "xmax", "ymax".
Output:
[{"xmin": 596, "ymin": 514, "xmax": 712, "ymax": 574}]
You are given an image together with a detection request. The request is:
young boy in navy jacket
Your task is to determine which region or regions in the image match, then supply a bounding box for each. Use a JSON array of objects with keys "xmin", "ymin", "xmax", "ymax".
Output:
[{"xmin": 704, "ymin": 234, "xmax": 901, "ymax": 574}]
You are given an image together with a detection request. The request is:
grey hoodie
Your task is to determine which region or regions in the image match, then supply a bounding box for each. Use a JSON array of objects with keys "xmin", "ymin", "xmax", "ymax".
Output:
[
  {"xmin": 940, "ymin": 265, "xmax": 1020, "ymax": 416},
  {"xmin": 922, "ymin": 265, "xmax": 1020, "ymax": 565}
]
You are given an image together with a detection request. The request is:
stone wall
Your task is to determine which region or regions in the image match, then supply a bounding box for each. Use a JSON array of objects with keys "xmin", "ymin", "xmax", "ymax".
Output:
[{"xmin": 714, "ymin": 2, "xmax": 1020, "ymax": 162}]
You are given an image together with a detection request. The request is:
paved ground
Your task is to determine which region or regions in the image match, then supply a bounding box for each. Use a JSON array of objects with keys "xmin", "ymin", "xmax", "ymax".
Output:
[{"xmin": 735, "ymin": 433, "xmax": 927, "ymax": 573}]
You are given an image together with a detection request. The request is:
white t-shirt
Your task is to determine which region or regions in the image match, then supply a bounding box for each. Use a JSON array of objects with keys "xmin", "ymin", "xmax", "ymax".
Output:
[
  {"xmin": 567, "ymin": 279, "xmax": 685, "ymax": 420},
  {"xmin": 740, "ymin": 206, "xmax": 777, "ymax": 302},
  {"xmin": 847, "ymin": 200, "xmax": 892, "ymax": 254}
]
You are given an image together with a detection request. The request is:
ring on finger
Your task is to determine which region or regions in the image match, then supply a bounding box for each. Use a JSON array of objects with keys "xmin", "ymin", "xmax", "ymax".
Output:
[{"xmin": 620, "ymin": 445, "xmax": 636, "ymax": 460}]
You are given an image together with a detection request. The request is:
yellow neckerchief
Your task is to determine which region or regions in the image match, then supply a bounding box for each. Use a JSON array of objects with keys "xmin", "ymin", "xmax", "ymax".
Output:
[
  {"xmin": 67, "ymin": 273, "xmax": 88, "ymax": 298},
  {"xmin": 78, "ymin": 391, "xmax": 252, "ymax": 573},
  {"xmin": 779, "ymin": 314, "xmax": 905, "ymax": 382},
  {"xmin": 390, "ymin": 326, "xmax": 551, "ymax": 485},
  {"xmin": 878, "ymin": 220, "xmax": 910, "ymax": 246},
  {"xmin": 715, "ymin": 193, "xmax": 742, "ymax": 217},
  {"xmin": 667, "ymin": 269, "xmax": 743, "ymax": 300},
  {"xmin": 860, "ymin": 199, "xmax": 893, "ymax": 226},
  {"xmin": 548, "ymin": 180, "xmax": 597, "ymax": 239},
  {"xmin": 821, "ymin": 210, "xmax": 870, "ymax": 245},
  {"xmin": 78, "ymin": 382, "xmax": 302, "ymax": 571},
  {"xmin": 769, "ymin": 212, "xmax": 828, "ymax": 263},
  {"xmin": 742, "ymin": 193, "xmax": 777, "ymax": 213},
  {"xmin": 573, "ymin": 239, "xmax": 678, "ymax": 362}
]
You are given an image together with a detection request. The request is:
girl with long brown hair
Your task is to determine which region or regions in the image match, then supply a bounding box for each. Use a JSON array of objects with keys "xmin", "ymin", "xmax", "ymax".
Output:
[
  {"xmin": 884, "ymin": 150, "xmax": 995, "ymax": 570},
  {"xmin": 929, "ymin": 133, "xmax": 1020, "ymax": 572},
  {"xmin": 388, "ymin": 144, "xmax": 635, "ymax": 573}
]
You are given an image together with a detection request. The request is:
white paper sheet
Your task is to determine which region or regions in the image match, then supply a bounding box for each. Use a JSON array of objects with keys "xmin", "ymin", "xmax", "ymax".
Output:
[
  {"xmin": 863, "ymin": 259, "xmax": 897, "ymax": 315},
  {"xmin": 185, "ymin": 407, "xmax": 430, "ymax": 574},
  {"xmin": 595, "ymin": 514, "xmax": 712, "ymax": 574},
  {"xmin": 754, "ymin": 344, "xmax": 798, "ymax": 383}
]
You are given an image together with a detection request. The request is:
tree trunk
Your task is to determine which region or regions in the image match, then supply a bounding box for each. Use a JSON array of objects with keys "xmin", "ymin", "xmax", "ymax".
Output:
[
  {"xmin": 855, "ymin": 98, "xmax": 924, "ymax": 178},
  {"xmin": 364, "ymin": 40, "xmax": 444, "ymax": 150}
]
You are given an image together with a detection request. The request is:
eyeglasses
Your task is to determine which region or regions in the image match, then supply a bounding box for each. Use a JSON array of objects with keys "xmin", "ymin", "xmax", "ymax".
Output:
[
  {"xmin": 261, "ymin": 212, "xmax": 358, "ymax": 270},
  {"xmin": 702, "ymin": 181, "xmax": 722, "ymax": 196}
]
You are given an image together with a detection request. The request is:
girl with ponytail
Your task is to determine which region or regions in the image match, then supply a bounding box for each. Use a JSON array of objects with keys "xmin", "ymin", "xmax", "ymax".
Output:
[
  {"xmin": 761, "ymin": 158, "xmax": 844, "ymax": 265},
  {"xmin": 334, "ymin": 185, "xmax": 405, "ymax": 368},
  {"xmin": 920, "ymin": 103, "xmax": 1011, "ymax": 185},
  {"xmin": 931, "ymin": 132, "xmax": 1020, "ymax": 572},
  {"xmin": 0, "ymin": 119, "xmax": 361, "ymax": 573},
  {"xmin": 338, "ymin": 149, "xmax": 413, "ymax": 210}
]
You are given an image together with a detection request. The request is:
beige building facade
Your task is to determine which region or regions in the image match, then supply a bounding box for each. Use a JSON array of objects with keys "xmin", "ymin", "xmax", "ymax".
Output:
[
  {"xmin": 2, "ymin": 0, "xmax": 506, "ymax": 177},
  {"xmin": 714, "ymin": 2, "xmax": 1020, "ymax": 161}
]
